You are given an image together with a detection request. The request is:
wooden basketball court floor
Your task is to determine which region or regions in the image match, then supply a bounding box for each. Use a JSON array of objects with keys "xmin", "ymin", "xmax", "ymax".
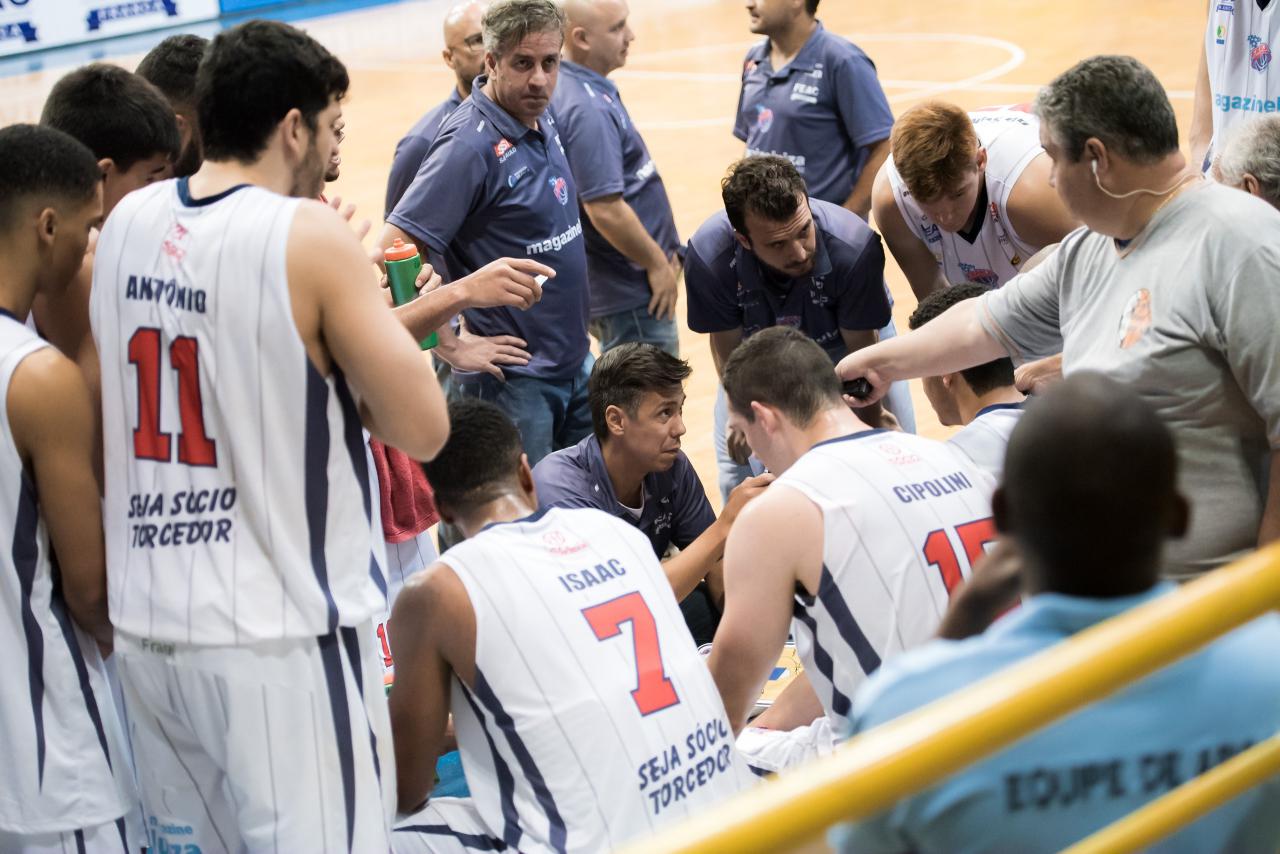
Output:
[{"xmin": 1, "ymin": 0, "xmax": 1207, "ymax": 509}]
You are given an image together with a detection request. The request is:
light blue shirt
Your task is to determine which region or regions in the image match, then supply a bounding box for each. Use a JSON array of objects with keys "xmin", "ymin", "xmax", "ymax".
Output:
[{"xmin": 837, "ymin": 584, "xmax": 1280, "ymax": 854}]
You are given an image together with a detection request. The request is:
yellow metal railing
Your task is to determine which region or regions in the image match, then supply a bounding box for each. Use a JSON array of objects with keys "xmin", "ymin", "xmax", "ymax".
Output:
[{"xmin": 621, "ymin": 542, "xmax": 1280, "ymax": 854}]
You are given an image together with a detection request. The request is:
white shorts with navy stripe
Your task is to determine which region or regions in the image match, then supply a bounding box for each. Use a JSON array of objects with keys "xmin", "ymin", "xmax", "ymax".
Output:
[
  {"xmin": 393, "ymin": 798, "xmax": 507, "ymax": 853},
  {"xmin": 115, "ymin": 622, "xmax": 395, "ymax": 853},
  {"xmin": 736, "ymin": 715, "xmax": 837, "ymax": 776},
  {"xmin": 0, "ymin": 818, "xmax": 131, "ymax": 854}
]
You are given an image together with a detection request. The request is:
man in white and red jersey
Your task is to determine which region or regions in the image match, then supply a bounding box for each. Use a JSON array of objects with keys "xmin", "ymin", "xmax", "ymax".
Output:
[{"xmin": 708, "ymin": 327, "xmax": 995, "ymax": 774}]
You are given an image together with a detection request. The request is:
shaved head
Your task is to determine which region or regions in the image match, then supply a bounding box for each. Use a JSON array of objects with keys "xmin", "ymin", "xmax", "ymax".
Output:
[
  {"xmin": 564, "ymin": 0, "xmax": 632, "ymax": 75},
  {"xmin": 442, "ymin": 0, "xmax": 487, "ymax": 95}
]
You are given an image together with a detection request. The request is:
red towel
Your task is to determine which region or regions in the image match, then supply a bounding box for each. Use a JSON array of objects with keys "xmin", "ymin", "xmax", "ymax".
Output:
[{"xmin": 368, "ymin": 439, "xmax": 439, "ymax": 543}]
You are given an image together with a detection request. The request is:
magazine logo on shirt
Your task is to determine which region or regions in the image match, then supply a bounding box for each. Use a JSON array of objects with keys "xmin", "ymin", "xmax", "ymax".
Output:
[
  {"xmin": 549, "ymin": 176, "xmax": 570, "ymax": 205},
  {"xmin": 493, "ymin": 138, "xmax": 517, "ymax": 163}
]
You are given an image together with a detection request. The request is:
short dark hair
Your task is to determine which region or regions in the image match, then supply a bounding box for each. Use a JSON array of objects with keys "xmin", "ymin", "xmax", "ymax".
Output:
[
  {"xmin": 588, "ymin": 344, "xmax": 691, "ymax": 443},
  {"xmin": 1035, "ymin": 55, "xmax": 1179, "ymax": 164},
  {"xmin": 136, "ymin": 34, "xmax": 209, "ymax": 107},
  {"xmin": 196, "ymin": 20, "xmax": 349, "ymax": 163},
  {"xmin": 721, "ymin": 155, "xmax": 807, "ymax": 236},
  {"xmin": 805, "ymin": 0, "xmax": 819, "ymax": 14},
  {"xmin": 722, "ymin": 326, "xmax": 842, "ymax": 425},
  {"xmin": 1002, "ymin": 373, "xmax": 1177, "ymax": 595},
  {"xmin": 908, "ymin": 284, "xmax": 1015, "ymax": 395},
  {"xmin": 40, "ymin": 63, "xmax": 179, "ymax": 171},
  {"xmin": 421, "ymin": 399, "xmax": 524, "ymax": 515},
  {"xmin": 0, "ymin": 124, "xmax": 101, "ymax": 234}
]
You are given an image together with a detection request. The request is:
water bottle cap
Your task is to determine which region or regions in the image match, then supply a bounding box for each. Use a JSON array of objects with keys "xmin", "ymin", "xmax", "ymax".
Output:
[{"xmin": 384, "ymin": 238, "xmax": 419, "ymax": 262}]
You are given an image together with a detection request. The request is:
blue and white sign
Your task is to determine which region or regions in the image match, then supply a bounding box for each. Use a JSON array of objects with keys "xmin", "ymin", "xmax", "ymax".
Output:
[{"xmin": 0, "ymin": 0, "xmax": 219, "ymax": 58}]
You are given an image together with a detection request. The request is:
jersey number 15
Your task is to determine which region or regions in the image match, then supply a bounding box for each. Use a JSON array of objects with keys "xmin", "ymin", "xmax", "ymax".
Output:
[{"xmin": 923, "ymin": 518, "xmax": 997, "ymax": 595}]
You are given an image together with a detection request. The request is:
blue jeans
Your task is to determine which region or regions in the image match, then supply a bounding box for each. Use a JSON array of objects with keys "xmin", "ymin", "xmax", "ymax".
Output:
[
  {"xmin": 452, "ymin": 355, "xmax": 594, "ymax": 466},
  {"xmin": 590, "ymin": 306, "xmax": 679, "ymax": 356}
]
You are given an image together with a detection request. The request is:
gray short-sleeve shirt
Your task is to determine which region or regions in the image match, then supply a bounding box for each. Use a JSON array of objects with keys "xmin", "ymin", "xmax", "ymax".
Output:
[{"xmin": 980, "ymin": 183, "xmax": 1280, "ymax": 578}]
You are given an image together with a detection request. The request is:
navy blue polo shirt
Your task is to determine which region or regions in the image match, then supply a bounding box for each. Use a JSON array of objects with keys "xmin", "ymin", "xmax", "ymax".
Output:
[
  {"xmin": 734, "ymin": 22, "xmax": 894, "ymax": 205},
  {"xmin": 532, "ymin": 434, "xmax": 716, "ymax": 558},
  {"xmin": 385, "ymin": 87, "xmax": 464, "ymax": 216},
  {"xmin": 552, "ymin": 60, "xmax": 682, "ymax": 318},
  {"xmin": 388, "ymin": 77, "xmax": 590, "ymax": 379},
  {"xmin": 684, "ymin": 198, "xmax": 890, "ymax": 363}
]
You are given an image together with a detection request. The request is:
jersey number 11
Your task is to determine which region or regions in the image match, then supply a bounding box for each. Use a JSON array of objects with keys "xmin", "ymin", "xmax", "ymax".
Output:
[{"xmin": 128, "ymin": 328, "xmax": 218, "ymax": 467}]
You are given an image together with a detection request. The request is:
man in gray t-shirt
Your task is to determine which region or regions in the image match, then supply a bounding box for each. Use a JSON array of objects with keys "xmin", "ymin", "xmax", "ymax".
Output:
[{"xmin": 836, "ymin": 55, "xmax": 1280, "ymax": 579}]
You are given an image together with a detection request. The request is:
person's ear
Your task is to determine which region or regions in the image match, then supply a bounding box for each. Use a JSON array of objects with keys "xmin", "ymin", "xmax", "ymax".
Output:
[
  {"xmin": 35, "ymin": 207, "xmax": 58, "ymax": 250},
  {"xmin": 1242, "ymin": 173, "xmax": 1264, "ymax": 198},
  {"xmin": 605, "ymin": 403, "xmax": 627, "ymax": 438},
  {"xmin": 485, "ymin": 50, "xmax": 497, "ymax": 75},
  {"xmin": 570, "ymin": 25, "xmax": 590, "ymax": 52},
  {"xmin": 731, "ymin": 230, "xmax": 752, "ymax": 252},
  {"xmin": 975, "ymin": 146, "xmax": 988, "ymax": 172},
  {"xmin": 97, "ymin": 157, "xmax": 114, "ymax": 179},
  {"xmin": 749, "ymin": 400, "xmax": 776, "ymax": 433},
  {"xmin": 518, "ymin": 453, "xmax": 537, "ymax": 501},
  {"xmin": 279, "ymin": 108, "xmax": 306, "ymax": 160}
]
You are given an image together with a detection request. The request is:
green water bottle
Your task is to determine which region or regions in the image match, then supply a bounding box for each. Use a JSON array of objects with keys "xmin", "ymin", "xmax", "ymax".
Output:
[{"xmin": 385, "ymin": 238, "xmax": 438, "ymax": 350}]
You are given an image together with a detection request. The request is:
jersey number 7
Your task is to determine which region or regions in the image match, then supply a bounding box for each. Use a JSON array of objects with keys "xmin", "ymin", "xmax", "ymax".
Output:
[
  {"xmin": 582, "ymin": 592, "xmax": 680, "ymax": 716},
  {"xmin": 128, "ymin": 328, "xmax": 217, "ymax": 467},
  {"xmin": 923, "ymin": 518, "xmax": 997, "ymax": 596}
]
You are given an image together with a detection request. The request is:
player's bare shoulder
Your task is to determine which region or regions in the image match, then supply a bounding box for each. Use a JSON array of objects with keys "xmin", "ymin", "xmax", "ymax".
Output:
[{"xmin": 7, "ymin": 345, "xmax": 92, "ymax": 460}]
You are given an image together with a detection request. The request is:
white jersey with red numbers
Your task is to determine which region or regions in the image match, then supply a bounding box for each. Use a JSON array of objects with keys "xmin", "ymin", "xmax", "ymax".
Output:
[
  {"xmin": 0, "ymin": 315, "xmax": 137, "ymax": 838},
  {"xmin": 776, "ymin": 429, "xmax": 995, "ymax": 731},
  {"xmin": 1205, "ymin": 0, "xmax": 1280, "ymax": 166},
  {"xmin": 396, "ymin": 506, "xmax": 751, "ymax": 854},
  {"xmin": 90, "ymin": 178, "xmax": 386, "ymax": 645},
  {"xmin": 886, "ymin": 107, "xmax": 1044, "ymax": 288}
]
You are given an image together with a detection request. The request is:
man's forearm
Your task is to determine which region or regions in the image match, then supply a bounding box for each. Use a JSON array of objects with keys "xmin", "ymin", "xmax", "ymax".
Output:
[
  {"xmin": 662, "ymin": 519, "xmax": 729, "ymax": 601},
  {"xmin": 583, "ymin": 196, "xmax": 667, "ymax": 270},
  {"xmin": 851, "ymin": 302, "xmax": 1006, "ymax": 382},
  {"xmin": 393, "ymin": 286, "xmax": 464, "ymax": 342}
]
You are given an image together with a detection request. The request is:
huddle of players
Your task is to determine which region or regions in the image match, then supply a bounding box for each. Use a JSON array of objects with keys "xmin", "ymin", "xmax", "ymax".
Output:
[{"xmin": 4, "ymin": 5, "xmax": 1280, "ymax": 854}]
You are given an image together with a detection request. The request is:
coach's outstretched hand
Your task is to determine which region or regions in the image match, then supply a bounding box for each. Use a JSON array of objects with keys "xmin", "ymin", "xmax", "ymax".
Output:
[
  {"xmin": 721, "ymin": 472, "xmax": 775, "ymax": 527},
  {"xmin": 459, "ymin": 258, "xmax": 553, "ymax": 311},
  {"xmin": 835, "ymin": 351, "xmax": 891, "ymax": 407}
]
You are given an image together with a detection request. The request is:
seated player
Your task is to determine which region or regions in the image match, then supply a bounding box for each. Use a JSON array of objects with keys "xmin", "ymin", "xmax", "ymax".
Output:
[
  {"xmin": 389, "ymin": 399, "xmax": 752, "ymax": 853},
  {"xmin": 873, "ymin": 101, "xmax": 1077, "ymax": 300},
  {"xmin": 136, "ymin": 33, "xmax": 209, "ymax": 178},
  {"xmin": 0, "ymin": 124, "xmax": 140, "ymax": 852},
  {"xmin": 533, "ymin": 343, "xmax": 772, "ymax": 645},
  {"xmin": 707, "ymin": 327, "xmax": 995, "ymax": 774},
  {"xmin": 1213, "ymin": 115, "xmax": 1280, "ymax": 211},
  {"xmin": 838, "ymin": 374, "xmax": 1280, "ymax": 853},
  {"xmin": 907, "ymin": 284, "xmax": 1024, "ymax": 481}
]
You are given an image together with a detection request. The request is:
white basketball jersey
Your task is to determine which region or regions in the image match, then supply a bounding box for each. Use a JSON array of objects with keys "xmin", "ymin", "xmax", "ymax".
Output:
[
  {"xmin": 90, "ymin": 178, "xmax": 386, "ymax": 645},
  {"xmin": 946, "ymin": 402, "xmax": 1025, "ymax": 484},
  {"xmin": 777, "ymin": 429, "xmax": 995, "ymax": 729},
  {"xmin": 1205, "ymin": 0, "xmax": 1280, "ymax": 165},
  {"xmin": 0, "ymin": 315, "xmax": 135, "ymax": 834},
  {"xmin": 887, "ymin": 107, "xmax": 1043, "ymax": 288},
  {"xmin": 441, "ymin": 506, "xmax": 751, "ymax": 854}
]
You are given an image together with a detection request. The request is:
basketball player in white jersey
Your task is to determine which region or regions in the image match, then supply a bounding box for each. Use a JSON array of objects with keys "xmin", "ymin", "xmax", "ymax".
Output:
[
  {"xmin": 389, "ymin": 399, "xmax": 751, "ymax": 853},
  {"xmin": 707, "ymin": 327, "xmax": 995, "ymax": 773},
  {"xmin": 908, "ymin": 284, "xmax": 1024, "ymax": 482},
  {"xmin": 1191, "ymin": 0, "xmax": 1280, "ymax": 172},
  {"xmin": 90, "ymin": 20, "xmax": 450, "ymax": 852},
  {"xmin": 0, "ymin": 124, "xmax": 140, "ymax": 853},
  {"xmin": 873, "ymin": 101, "xmax": 1078, "ymax": 300}
]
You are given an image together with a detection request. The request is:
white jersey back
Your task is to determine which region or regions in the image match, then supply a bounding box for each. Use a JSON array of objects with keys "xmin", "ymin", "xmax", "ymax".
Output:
[
  {"xmin": 777, "ymin": 430, "xmax": 995, "ymax": 729},
  {"xmin": 946, "ymin": 402, "xmax": 1026, "ymax": 483},
  {"xmin": 887, "ymin": 107, "xmax": 1043, "ymax": 288},
  {"xmin": 91, "ymin": 178, "xmax": 385, "ymax": 645},
  {"xmin": 1205, "ymin": 0, "xmax": 1280, "ymax": 165},
  {"xmin": 0, "ymin": 315, "xmax": 135, "ymax": 834},
  {"xmin": 441, "ymin": 506, "xmax": 750, "ymax": 854}
]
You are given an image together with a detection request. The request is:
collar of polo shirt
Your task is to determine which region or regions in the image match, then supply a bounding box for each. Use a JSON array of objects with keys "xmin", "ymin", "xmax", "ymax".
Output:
[{"xmin": 471, "ymin": 74, "xmax": 550, "ymax": 141}]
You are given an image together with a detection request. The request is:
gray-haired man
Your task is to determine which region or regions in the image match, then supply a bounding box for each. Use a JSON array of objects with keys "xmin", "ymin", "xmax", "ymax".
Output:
[
  {"xmin": 1213, "ymin": 114, "xmax": 1280, "ymax": 210},
  {"xmin": 838, "ymin": 55, "xmax": 1280, "ymax": 580}
]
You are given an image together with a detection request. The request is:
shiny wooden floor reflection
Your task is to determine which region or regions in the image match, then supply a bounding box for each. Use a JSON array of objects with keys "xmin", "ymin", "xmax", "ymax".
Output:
[{"xmin": 1, "ymin": 0, "xmax": 1206, "ymax": 508}]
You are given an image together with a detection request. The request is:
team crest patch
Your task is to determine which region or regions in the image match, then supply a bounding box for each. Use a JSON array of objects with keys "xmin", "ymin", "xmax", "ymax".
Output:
[
  {"xmin": 960, "ymin": 262, "xmax": 999, "ymax": 286},
  {"xmin": 1118, "ymin": 288, "xmax": 1152, "ymax": 349},
  {"xmin": 543, "ymin": 530, "xmax": 587, "ymax": 556},
  {"xmin": 549, "ymin": 176, "xmax": 570, "ymax": 205},
  {"xmin": 745, "ymin": 59, "xmax": 759, "ymax": 74},
  {"xmin": 755, "ymin": 105, "xmax": 774, "ymax": 133},
  {"xmin": 1250, "ymin": 34, "xmax": 1272, "ymax": 71},
  {"xmin": 493, "ymin": 138, "xmax": 517, "ymax": 162}
]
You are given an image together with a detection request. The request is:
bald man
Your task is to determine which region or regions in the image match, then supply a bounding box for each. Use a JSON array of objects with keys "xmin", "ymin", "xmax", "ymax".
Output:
[
  {"xmin": 385, "ymin": 1, "xmax": 487, "ymax": 214},
  {"xmin": 553, "ymin": 0, "xmax": 683, "ymax": 355}
]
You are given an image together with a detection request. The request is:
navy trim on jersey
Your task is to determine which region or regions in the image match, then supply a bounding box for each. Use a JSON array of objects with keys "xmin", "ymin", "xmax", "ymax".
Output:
[
  {"xmin": 956, "ymin": 180, "xmax": 989, "ymax": 245},
  {"xmin": 974, "ymin": 401, "xmax": 1026, "ymax": 418},
  {"xmin": 49, "ymin": 560, "xmax": 113, "ymax": 772},
  {"xmin": 74, "ymin": 829, "xmax": 86, "ymax": 854},
  {"xmin": 459, "ymin": 681, "xmax": 524, "ymax": 850},
  {"xmin": 332, "ymin": 369, "xmax": 387, "ymax": 597},
  {"xmin": 747, "ymin": 764, "xmax": 771, "ymax": 777},
  {"xmin": 395, "ymin": 824, "xmax": 509, "ymax": 851},
  {"xmin": 13, "ymin": 475, "xmax": 46, "ymax": 787},
  {"xmin": 318, "ymin": 631, "xmax": 357, "ymax": 851},
  {"xmin": 340, "ymin": 626, "xmax": 383, "ymax": 786},
  {"xmin": 792, "ymin": 599, "xmax": 853, "ymax": 719},
  {"xmin": 810, "ymin": 428, "xmax": 889, "ymax": 450},
  {"xmin": 115, "ymin": 817, "xmax": 128, "ymax": 852},
  {"xmin": 176, "ymin": 177, "xmax": 252, "ymax": 208},
  {"xmin": 303, "ymin": 360, "xmax": 340, "ymax": 631},
  {"xmin": 480, "ymin": 505, "xmax": 553, "ymax": 533},
  {"xmin": 473, "ymin": 668, "xmax": 568, "ymax": 853},
  {"xmin": 0, "ymin": 308, "xmax": 17, "ymax": 322},
  {"xmin": 816, "ymin": 564, "xmax": 883, "ymax": 676}
]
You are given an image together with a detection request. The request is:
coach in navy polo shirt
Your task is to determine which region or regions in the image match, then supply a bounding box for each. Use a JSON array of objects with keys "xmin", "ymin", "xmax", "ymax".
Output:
[
  {"xmin": 554, "ymin": 0, "xmax": 683, "ymax": 356},
  {"xmin": 384, "ymin": 1, "xmax": 486, "ymax": 215},
  {"xmin": 735, "ymin": 0, "xmax": 893, "ymax": 219},
  {"xmin": 686, "ymin": 155, "xmax": 913, "ymax": 500},
  {"xmin": 384, "ymin": 0, "xmax": 593, "ymax": 464},
  {"xmin": 533, "ymin": 344, "xmax": 772, "ymax": 645}
]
